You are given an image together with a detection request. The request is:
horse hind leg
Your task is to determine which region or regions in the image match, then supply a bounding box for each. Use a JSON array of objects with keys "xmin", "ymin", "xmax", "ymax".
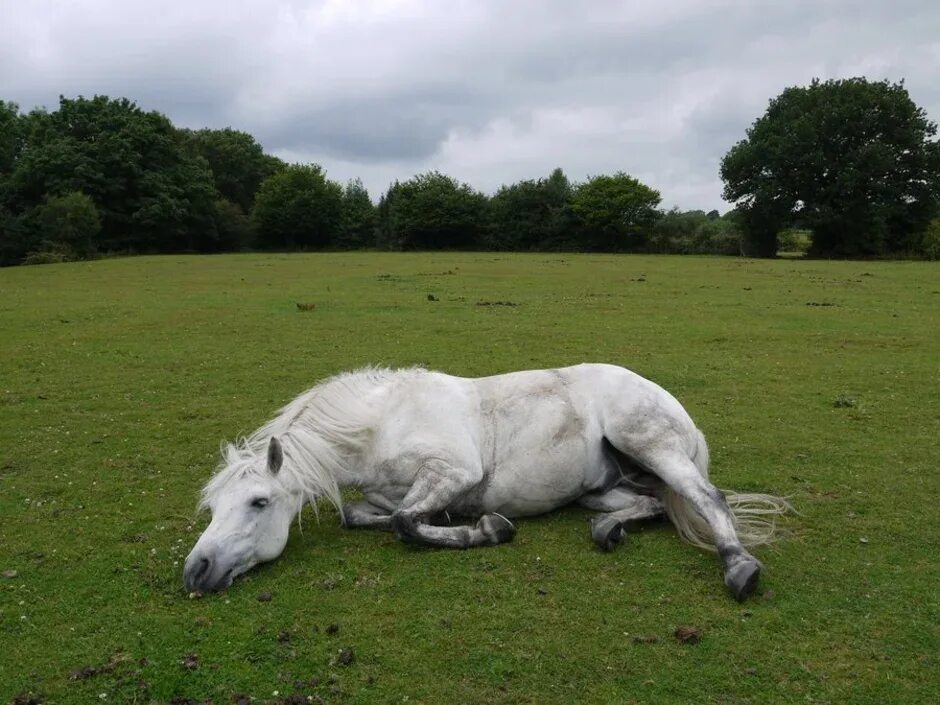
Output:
[
  {"xmin": 605, "ymin": 425, "xmax": 761, "ymax": 600},
  {"xmin": 390, "ymin": 458, "xmax": 516, "ymax": 549},
  {"xmin": 646, "ymin": 450, "xmax": 761, "ymax": 600},
  {"xmin": 578, "ymin": 488, "xmax": 664, "ymax": 552}
]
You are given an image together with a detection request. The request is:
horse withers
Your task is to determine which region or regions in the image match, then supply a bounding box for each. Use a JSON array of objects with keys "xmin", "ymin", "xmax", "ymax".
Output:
[{"xmin": 183, "ymin": 364, "xmax": 790, "ymax": 600}]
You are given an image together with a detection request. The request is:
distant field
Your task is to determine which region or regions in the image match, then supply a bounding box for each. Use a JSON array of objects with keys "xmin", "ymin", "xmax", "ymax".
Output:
[{"xmin": 1, "ymin": 252, "xmax": 937, "ymax": 704}]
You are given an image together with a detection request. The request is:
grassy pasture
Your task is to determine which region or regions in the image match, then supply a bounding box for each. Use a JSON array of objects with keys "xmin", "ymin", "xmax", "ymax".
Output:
[{"xmin": 0, "ymin": 252, "xmax": 937, "ymax": 704}]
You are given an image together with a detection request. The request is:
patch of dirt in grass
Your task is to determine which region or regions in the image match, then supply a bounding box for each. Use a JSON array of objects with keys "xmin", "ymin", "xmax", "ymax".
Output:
[
  {"xmin": 0, "ymin": 460, "xmax": 25, "ymax": 475},
  {"xmin": 69, "ymin": 653, "xmax": 131, "ymax": 680},
  {"xmin": 833, "ymin": 394, "xmax": 858, "ymax": 408},
  {"xmin": 272, "ymin": 694, "xmax": 311, "ymax": 705},
  {"xmin": 674, "ymin": 626, "xmax": 702, "ymax": 644},
  {"xmin": 333, "ymin": 647, "xmax": 355, "ymax": 667},
  {"xmin": 632, "ymin": 635, "xmax": 659, "ymax": 644},
  {"xmin": 320, "ymin": 574, "xmax": 343, "ymax": 590},
  {"xmin": 354, "ymin": 573, "xmax": 381, "ymax": 589}
]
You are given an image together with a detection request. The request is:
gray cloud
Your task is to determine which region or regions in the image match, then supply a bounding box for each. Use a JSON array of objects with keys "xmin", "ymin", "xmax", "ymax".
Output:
[{"xmin": 2, "ymin": 0, "xmax": 938, "ymax": 210}]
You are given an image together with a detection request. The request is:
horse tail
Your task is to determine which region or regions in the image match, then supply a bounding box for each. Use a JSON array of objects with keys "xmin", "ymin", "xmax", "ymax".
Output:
[{"xmin": 661, "ymin": 428, "xmax": 792, "ymax": 552}]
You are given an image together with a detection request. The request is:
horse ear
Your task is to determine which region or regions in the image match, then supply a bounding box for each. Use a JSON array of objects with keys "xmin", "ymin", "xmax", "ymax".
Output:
[{"xmin": 267, "ymin": 437, "xmax": 283, "ymax": 475}]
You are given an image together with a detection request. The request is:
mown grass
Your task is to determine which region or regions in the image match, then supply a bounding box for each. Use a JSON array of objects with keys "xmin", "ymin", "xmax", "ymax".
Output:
[{"xmin": 0, "ymin": 252, "xmax": 937, "ymax": 704}]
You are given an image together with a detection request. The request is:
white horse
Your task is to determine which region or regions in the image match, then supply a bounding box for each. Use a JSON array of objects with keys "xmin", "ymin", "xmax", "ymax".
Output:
[{"xmin": 184, "ymin": 364, "xmax": 790, "ymax": 600}]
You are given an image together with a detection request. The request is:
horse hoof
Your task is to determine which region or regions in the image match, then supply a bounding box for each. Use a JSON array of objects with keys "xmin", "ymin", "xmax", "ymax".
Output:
[
  {"xmin": 591, "ymin": 516, "xmax": 626, "ymax": 552},
  {"xmin": 391, "ymin": 512, "xmax": 422, "ymax": 545},
  {"xmin": 477, "ymin": 513, "xmax": 516, "ymax": 545},
  {"xmin": 725, "ymin": 558, "xmax": 761, "ymax": 602}
]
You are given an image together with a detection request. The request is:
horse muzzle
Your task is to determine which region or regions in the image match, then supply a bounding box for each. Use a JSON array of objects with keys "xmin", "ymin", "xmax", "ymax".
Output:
[{"xmin": 183, "ymin": 551, "xmax": 236, "ymax": 593}]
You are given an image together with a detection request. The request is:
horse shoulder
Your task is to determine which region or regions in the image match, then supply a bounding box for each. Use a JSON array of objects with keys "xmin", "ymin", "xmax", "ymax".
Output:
[{"xmin": 369, "ymin": 373, "xmax": 483, "ymax": 468}]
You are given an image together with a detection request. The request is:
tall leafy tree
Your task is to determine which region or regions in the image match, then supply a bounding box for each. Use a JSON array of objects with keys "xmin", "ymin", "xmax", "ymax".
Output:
[
  {"xmin": 377, "ymin": 172, "xmax": 487, "ymax": 250},
  {"xmin": 374, "ymin": 181, "xmax": 400, "ymax": 250},
  {"xmin": 7, "ymin": 95, "xmax": 218, "ymax": 253},
  {"xmin": 649, "ymin": 208, "xmax": 741, "ymax": 255},
  {"xmin": 0, "ymin": 204, "xmax": 27, "ymax": 266},
  {"xmin": 212, "ymin": 198, "xmax": 254, "ymax": 252},
  {"xmin": 0, "ymin": 101, "xmax": 22, "ymax": 176},
  {"xmin": 252, "ymin": 164, "xmax": 343, "ymax": 249},
  {"xmin": 486, "ymin": 167, "xmax": 575, "ymax": 250},
  {"xmin": 33, "ymin": 191, "xmax": 102, "ymax": 258},
  {"xmin": 570, "ymin": 172, "xmax": 661, "ymax": 251},
  {"xmin": 721, "ymin": 78, "xmax": 940, "ymax": 257},
  {"xmin": 184, "ymin": 128, "xmax": 281, "ymax": 212},
  {"xmin": 0, "ymin": 102, "xmax": 23, "ymax": 264},
  {"xmin": 336, "ymin": 178, "xmax": 376, "ymax": 249}
]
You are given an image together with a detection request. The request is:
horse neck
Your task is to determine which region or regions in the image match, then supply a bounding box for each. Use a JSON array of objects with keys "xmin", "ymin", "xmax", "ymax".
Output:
[
  {"xmin": 271, "ymin": 371, "xmax": 389, "ymax": 509},
  {"xmin": 272, "ymin": 427, "xmax": 350, "ymax": 512}
]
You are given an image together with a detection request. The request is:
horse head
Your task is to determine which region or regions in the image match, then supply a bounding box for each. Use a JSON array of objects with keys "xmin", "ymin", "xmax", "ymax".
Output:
[{"xmin": 183, "ymin": 437, "xmax": 300, "ymax": 592}]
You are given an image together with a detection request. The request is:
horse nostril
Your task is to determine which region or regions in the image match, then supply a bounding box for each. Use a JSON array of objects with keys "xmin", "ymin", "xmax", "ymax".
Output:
[{"xmin": 185, "ymin": 555, "xmax": 212, "ymax": 590}]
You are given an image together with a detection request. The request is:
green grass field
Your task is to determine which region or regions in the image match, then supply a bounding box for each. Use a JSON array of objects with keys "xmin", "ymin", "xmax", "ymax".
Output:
[{"xmin": 1, "ymin": 253, "xmax": 938, "ymax": 704}]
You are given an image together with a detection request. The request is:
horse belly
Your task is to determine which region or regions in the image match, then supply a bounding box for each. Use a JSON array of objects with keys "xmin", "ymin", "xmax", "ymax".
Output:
[
  {"xmin": 479, "ymin": 445, "xmax": 599, "ymax": 517},
  {"xmin": 472, "ymin": 389, "xmax": 610, "ymax": 517}
]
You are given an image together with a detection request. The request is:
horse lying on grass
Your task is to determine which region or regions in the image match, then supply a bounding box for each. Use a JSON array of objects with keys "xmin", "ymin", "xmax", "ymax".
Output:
[{"xmin": 184, "ymin": 364, "xmax": 790, "ymax": 600}]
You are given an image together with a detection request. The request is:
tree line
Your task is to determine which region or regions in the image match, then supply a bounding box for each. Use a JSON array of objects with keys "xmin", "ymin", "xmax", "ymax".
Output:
[{"xmin": 1, "ymin": 78, "xmax": 938, "ymax": 266}]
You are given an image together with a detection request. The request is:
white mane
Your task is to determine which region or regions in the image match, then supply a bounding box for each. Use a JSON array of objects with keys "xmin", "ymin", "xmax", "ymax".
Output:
[{"xmin": 199, "ymin": 367, "xmax": 415, "ymax": 519}]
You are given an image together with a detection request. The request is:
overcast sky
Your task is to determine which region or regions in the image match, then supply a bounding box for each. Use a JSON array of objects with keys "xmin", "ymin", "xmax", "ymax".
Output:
[{"xmin": 2, "ymin": 0, "xmax": 939, "ymax": 211}]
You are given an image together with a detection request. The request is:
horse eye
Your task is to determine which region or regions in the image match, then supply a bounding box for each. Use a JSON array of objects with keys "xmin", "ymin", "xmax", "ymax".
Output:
[{"xmin": 251, "ymin": 497, "xmax": 269, "ymax": 509}]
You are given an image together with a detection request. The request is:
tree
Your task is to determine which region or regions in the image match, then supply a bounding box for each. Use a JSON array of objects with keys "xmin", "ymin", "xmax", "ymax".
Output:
[
  {"xmin": 486, "ymin": 167, "xmax": 575, "ymax": 250},
  {"xmin": 336, "ymin": 178, "xmax": 376, "ymax": 249},
  {"xmin": 0, "ymin": 102, "xmax": 23, "ymax": 265},
  {"xmin": 252, "ymin": 164, "xmax": 343, "ymax": 249},
  {"xmin": 184, "ymin": 128, "xmax": 280, "ymax": 212},
  {"xmin": 377, "ymin": 172, "xmax": 488, "ymax": 250},
  {"xmin": 721, "ymin": 78, "xmax": 940, "ymax": 257},
  {"xmin": 921, "ymin": 217, "xmax": 940, "ymax": 260},
  {"xmin": 32, "ymin": 191, "xmax": 101, "ymax": 258},
  {"xmin": 649, "ymin": 209, "xmax": 741, "ymax": 255},
  {"xmin": 0, "ymin": 204, "xmax": 27, "ymax": 266},
  {"xmin": 0, "ymin": 101, "xmax": 21, "ymax": 175},
  {"xmin": 212, "ymin": 198, "xmax": 253, "ymax": 252},
  {"xmin": 7, "ymin": 95, "xmax": 218, "ymax": 253},
  {"xmin": 570, "ymin": 172, "xmax": 661, "ymax": 251},
  {"xmin": 374, "ymin": 181, "xmax": 400, "ymax": 250}
]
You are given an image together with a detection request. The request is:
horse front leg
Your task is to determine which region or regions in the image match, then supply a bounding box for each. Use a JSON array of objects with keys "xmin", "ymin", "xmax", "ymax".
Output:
[
  {"xmin": 390, "ymin": 458, "xmax": 516, "ymax": 549},
  {"xmin": 342, "ymin": 500, "xmax": 394, "ymax": 531}
]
